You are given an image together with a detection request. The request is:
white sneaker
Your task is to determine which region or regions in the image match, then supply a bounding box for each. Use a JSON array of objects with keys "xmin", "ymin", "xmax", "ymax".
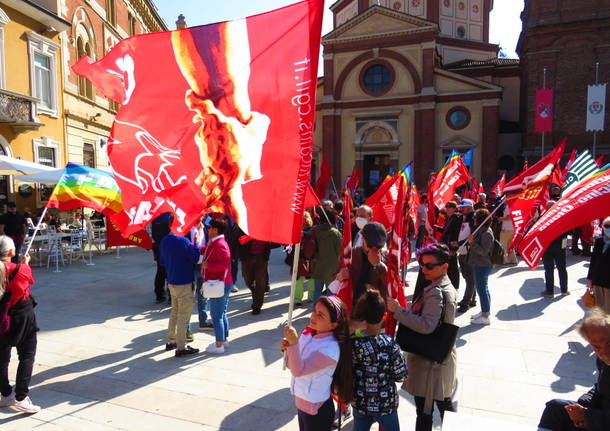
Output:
[
  {"xmin": 471, "ymin": 316, "xmax": 491, "ymax": 325},
  {"xmin": 0, "ymin": 392, "xmax": 15, "ymax": 407},
  {"xmin": 231, "ymin": 286, "xmax": 238, "ymax": 293},
  {"xmin": 12, "ymin": 396, "xmax": 41, "ymax": 414},
  {"xmin": 470, "ymin": 312, "xmax": 483, "ymax": 320},
  {"xmin": 205, "ymin": 342, "xmax": 225, "ymax": 354},
  {"xmin": 223, "ymin": 340, "xmax": 229, "ymax": 348}
]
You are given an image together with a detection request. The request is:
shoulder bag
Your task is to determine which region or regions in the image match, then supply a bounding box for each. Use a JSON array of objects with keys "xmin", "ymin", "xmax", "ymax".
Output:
[
  {"xmin": 395, "ymin": 290, "xmax": 459, "ymax": 364},
  {"xmin": 200, "ymin": 246, "xmax": 226, "ymax": 298}
]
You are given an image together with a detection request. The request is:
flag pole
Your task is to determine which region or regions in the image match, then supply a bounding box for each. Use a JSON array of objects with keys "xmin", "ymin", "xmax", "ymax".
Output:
[
  {"xmin": 283, "ymin": 241, "xmax": 301, "ymax": 371},
  {"xmin": 457, "ymin": 196, "xmax": 506, "ymax": 255},
  {"xmin": 330, "ymin": 177, "xmax": 339, "ymax": 199},
  {"xmin": 593, "ymin": 62, "xmax": 599, "ymax": 158},
  {"xmin": 23, "ymin": 206, "xmax": 49, "ymax": 257},
  {"xmin": 541, "ymin": 67, "xmax": 547, "ymax": 159}
]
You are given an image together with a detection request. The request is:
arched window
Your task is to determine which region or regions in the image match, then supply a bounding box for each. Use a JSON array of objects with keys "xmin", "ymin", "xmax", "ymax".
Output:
[{"xmin": 77, "ymin": 37, "xmax": 93, "ymax": 99}]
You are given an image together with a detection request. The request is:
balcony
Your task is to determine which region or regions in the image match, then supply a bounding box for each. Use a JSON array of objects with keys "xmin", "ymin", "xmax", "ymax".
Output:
[{"xmin": 0, "ymin": 89, "xmax": 43, "ymax": 135}]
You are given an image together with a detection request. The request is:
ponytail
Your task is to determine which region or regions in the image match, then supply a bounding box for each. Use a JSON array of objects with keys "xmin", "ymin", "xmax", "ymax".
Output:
[{"xmin": 318, "ymin": 296, "xmax": 353, "ymax": 403}]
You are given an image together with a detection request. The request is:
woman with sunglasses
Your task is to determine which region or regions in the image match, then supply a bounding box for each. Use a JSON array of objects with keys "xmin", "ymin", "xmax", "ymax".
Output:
[
  {"xmin": 386, "ymin": 243, "xmax": 457, "ymax": 431},
  {"xmin": 467, "ymin": 208, "xmax": 495, "ymax": 326},
  {"xmin": 586, "ymin": 216, "xmax": 610, "ymax": 313}
]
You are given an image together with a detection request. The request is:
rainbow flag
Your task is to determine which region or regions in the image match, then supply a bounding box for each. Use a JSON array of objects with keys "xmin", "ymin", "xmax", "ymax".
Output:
[{"xmin": 47, "ymin": 163, "xmax": 123, "ymax": 216}]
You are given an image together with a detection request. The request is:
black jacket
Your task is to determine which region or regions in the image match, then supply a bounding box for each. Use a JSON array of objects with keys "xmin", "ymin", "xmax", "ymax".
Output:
[
  {"xmin": 579, "ymin": 359, "xmax": 610, "ymax": 431},
  {"xmin": 588, "ymin": 238, "xmax": 610, "ymax": 288},
  {"xmin": 440, "ymin": 213, "xmax": 462, "ymax": 251}
]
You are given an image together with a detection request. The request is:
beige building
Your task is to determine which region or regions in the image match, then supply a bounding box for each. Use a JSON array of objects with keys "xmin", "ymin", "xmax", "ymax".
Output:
[
  {"xmin": 316, "ymin": 0, "xmax": 520, "ymax": 194},
  {"xmin": 58, "ymin": 0, "xmax": 166, "ymax": 171}
]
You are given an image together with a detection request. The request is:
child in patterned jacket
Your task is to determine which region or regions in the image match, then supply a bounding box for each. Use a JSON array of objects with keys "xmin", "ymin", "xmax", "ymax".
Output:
[{"xmin": 351, "ymin": 289, "xmax": 407, "ymax": 431}]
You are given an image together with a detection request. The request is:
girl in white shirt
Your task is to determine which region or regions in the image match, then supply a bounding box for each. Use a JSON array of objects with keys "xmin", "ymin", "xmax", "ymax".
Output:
[{"xmin": 281, "ymin": 296, "xmax": 353, "ymax": 431}]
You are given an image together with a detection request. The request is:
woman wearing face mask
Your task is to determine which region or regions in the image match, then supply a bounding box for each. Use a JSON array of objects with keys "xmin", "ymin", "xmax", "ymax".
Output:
[
  {"xmin": 586, "ymin": 216, "xmax": 610, "ymax": 313},
  {"xmin": 353, "ymin": 205, "xmax": 373, "ymax": 248}
]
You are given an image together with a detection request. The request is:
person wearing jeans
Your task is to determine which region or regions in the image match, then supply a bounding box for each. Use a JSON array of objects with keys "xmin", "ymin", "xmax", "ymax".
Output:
[
  {"xmin": 467, "ymin": 208, "xmax": 494, "ymax": 326},
  {"xmin": 201, "ymin": 218, "xmax": 233, "ymax": 354}
]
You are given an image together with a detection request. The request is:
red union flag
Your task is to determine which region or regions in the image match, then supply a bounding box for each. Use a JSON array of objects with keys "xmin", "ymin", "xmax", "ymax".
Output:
[
  {"xmin": 491, "ymin": 173, "xmax": 506, "ymax": 196},
  {"xmin": 535, "ymin": 89, "xmax": 554, "ymax": 133},
  {"xmin": 505, "ymin": 139, "xmax": 566, "ymax": 250},
  {"xmin": 431, "ymin": 153, "xmax": 470, "ymax": 209},
  {"xmin": 105, "ymin": 217, "xmax": 153, "ymax": 250},
  {"xmin": 72, "ymin": 0, "xmax": 324, "ymax": 244},
  {"xmin": 336, "ymin": 192, "xmax": 354, "ymax": 314},
  {"xmin": 519, "ymin": 168, "xmax": 610, "ymax": 269}
]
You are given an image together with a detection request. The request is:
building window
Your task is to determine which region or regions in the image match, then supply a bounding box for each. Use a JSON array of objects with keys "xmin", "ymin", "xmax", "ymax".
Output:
[
  {"xmin": 359, "ymin": 60, "xmax": 395, "ymax": 97},
  {"xmin": 76, "ymin": 37, "xmax": 93, "ymax": 99},
  {"xmin": 128, "ymin": 13, "xmax": 137, "ymax": 36},
  {"xmin": 34, "ymin": 137, "xmax": 60, "ymax": 168},
  {"xmin": 83, "ymin": 142, "xmax": 95, "ymax": 167},
  {"xmin": 106, "ymin": 0, "xmax": 116, "ymax": 27},
  {"xmin": 456, "ymin": 25, "xmax": 466, "ymax": 38},
  {"xmin": 446, "ymin": 106, "xmax": 471, "ymax": 130},
  {"xmin": 27, "ymin": 32, "xmax": 59, "ymax": 117}
]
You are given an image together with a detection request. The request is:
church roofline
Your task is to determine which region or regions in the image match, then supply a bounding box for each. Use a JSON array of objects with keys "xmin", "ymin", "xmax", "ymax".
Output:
[{"xmin": 323, "ymin": 4, "xmax": 439, "ymax": 44}]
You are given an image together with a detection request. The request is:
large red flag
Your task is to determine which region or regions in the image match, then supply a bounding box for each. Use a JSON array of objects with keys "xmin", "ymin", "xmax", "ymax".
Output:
[
  {"xmin": 72, "ymin": 0, "xmax": 324, "ymax": 245},
  {"xmin": 490, "ymin": 173, "xmax": 506, "ymax": 196},
  {"xmin": 336, "ymin": 192, "xmax": 354, "ymax": 314},
  {"xmin": 504, "ymin": 139, "xmax": 566, "ymax": 250},
  {"xmin": 519, "ymin": 167, "xmax": 610, "ymax": 269},
  {"xmin": 596, "ymin": 155, "xmax": 605, "ymax": 168},
  {"xmin": 535, "ymin": 89, "xmax": 554, "ymax": 132},
  {"xmin": 386, "ymin": 175, "xmax": 408, "ymax": 336},
  {"xmin": 314, "ymin": 156, "xmax": 332, "ymax": 199},
  {"xmin": 430, "ymin": 154, "xmax": 470, "ymax": 209}
]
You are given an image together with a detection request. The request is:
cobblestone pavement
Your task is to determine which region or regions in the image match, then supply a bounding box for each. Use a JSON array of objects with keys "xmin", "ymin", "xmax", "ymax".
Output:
[{"xmin": 0, "ymin": 247, "xmax": 596, "ymax": 430}]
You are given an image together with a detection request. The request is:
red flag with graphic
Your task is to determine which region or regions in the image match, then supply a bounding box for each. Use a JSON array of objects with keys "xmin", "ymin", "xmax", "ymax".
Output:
[
  {"xmin": 519, "ymin": 167, "xmax": 610, "ymax": 269},
  {"xmin": 385, "ymin": 175, "xmax": 408, "ymax": 336},
  {"xmin": 430, "ymin": 153, "xmax": 470, "ymax": 209},
  {"xmin": 490, "ymin": 173, "xmax": 506, "ymax": 197},
  {"xmin": 535, "ymin": 88, "xmax": 554, "ymax": 133},
  {"xmin": 314, "ymin": 156, "xmax": 332, "ymax": 199},
  {"xmin": 105, "ymin": 217, "xmax": 152, "ymax": 249},
  {"xmin": 345, "ymin": 167, "xmax": 361, "ymax": 196},
  {"xmin": 336, "ymin": 192, "xmax": 354, "ymax": 314},
  {"xmin": 562, "ymin": 149, "xmax": 577, "ymax": 179},
  {"xmin": 365, "ymin": 175, "xmax": 401, "ymax": 232},
  {"xmin": 504, "ymin": 139, "xmax": 566, "ymax": 251},
  {"xmin": 71, "ymin": 0, "xmax": 324, "ymax": 245}
]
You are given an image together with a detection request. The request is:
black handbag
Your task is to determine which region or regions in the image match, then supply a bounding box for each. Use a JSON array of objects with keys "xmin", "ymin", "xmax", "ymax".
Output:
[{"xmin": 395, "ymin": 290, "xmax": 458, "ymax": 364}]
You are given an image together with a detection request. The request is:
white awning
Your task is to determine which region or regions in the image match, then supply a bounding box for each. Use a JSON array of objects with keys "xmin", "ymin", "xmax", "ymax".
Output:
[
  {"xmin": 0, "ymin": 155, "xmax": 55, "ymax": 175},
  {"xmin": 16, "ymin": 168, "xmax": 65, "ymax": 184}
]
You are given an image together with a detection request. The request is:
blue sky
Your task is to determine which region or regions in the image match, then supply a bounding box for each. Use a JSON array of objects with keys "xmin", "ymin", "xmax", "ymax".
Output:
[{"xmin": 154, "ymin": 0, "xmax": 523, "ymax": 57}]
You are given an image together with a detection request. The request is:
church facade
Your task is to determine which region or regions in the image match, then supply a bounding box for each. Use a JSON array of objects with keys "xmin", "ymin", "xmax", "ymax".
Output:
[{"xmin": 314, "ymin": 0, "xmax": 521, "ymax": 193}]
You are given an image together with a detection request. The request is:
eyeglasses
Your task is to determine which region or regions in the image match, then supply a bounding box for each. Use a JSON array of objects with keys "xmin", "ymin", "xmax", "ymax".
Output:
[{"xmin": 420, "ymin": 262, "xmax": 443, "ymax": 270}]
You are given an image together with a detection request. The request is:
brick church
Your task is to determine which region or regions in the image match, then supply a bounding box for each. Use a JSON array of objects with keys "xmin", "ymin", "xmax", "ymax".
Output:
[{"xmin": 314, "ymin": 0, "xmax": 610, "ymax": 195}]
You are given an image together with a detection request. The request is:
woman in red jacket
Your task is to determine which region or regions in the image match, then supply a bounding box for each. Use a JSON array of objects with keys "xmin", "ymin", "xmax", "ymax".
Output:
[
  {"xmin": 0, "ymin": 235, "xmax": 40, "ymax": 414},
  {"xmin": 201, "ymin": 218, "xmax": 233, "ymax": 354}
]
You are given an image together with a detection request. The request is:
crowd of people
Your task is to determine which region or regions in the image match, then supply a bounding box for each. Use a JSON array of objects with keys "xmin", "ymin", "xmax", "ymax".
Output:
[
  {"xmin": 278, "ymin": 188, "xmax": 610, "ymax": 431},
  {"xmin": 0, "ymin": 185, "xmax": 607, "ymax": 430}
]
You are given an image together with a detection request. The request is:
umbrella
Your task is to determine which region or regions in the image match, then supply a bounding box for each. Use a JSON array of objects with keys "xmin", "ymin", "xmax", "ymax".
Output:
[
  {"xmin": 0, "ymin": 155, "xmax": 55, "ymax": 175},
  {"xmin": 16, "ymin": 168, "xmax": 65, "ymax": 184}
]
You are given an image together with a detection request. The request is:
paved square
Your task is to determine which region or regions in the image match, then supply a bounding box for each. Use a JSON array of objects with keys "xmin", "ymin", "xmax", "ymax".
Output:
[{"xmin": 0, "ymin": 248, "xmax": 596, "ymax": 430}]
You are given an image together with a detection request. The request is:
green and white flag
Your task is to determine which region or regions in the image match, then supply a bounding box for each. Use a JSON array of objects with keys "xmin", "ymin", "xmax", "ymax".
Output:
[
  {"xmin": 562, "ymin": 150, "xmax": 599, "ymax": 194},
  {"xmin": 586, "ymin": 84, "xmax": 606, "ymax": 131}
]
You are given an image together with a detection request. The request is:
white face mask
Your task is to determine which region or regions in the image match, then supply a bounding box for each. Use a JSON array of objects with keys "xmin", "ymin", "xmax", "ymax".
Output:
[{"xmin": 355, "ymin": 217, "xmax": 368, "ymax": 230}]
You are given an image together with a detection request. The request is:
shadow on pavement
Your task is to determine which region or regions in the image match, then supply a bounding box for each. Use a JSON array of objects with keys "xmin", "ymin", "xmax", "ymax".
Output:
[{"xmin": 550, "ymin": 341, "xmax": 596, "ymax": 393}]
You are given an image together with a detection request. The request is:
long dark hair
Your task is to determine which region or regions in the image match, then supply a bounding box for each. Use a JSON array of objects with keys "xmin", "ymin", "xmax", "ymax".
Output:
[
  {"xmin": 317, "ymin": 296, "xmax": 353, "ymax": 403},
  {"xmin": 352, "ymin": 289, "xmax": 386, "ymax": 324}
]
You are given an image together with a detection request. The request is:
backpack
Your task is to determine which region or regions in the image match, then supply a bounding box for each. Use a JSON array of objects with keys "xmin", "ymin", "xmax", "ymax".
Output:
[{"xmin": 490, "ymin": 238, "xmax": 505, "ymax": 266}]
